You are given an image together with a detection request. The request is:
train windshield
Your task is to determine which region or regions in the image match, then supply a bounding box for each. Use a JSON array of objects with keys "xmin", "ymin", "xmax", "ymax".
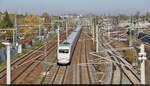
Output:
[{"xmin": 59, "ymin": 49, "xmax": 69, "ymax": 53}]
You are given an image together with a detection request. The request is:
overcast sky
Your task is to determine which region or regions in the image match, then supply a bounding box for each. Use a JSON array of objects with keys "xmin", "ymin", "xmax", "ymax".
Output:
[{"xmin": 0, "ymin": 0, "xmax": 150, "ymax": 15}]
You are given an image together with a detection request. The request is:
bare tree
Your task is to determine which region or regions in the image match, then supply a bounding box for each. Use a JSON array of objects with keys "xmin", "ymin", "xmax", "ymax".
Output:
[{"xmin": 42, "ymin": 12, "xmax": 50, "ymax": 23}]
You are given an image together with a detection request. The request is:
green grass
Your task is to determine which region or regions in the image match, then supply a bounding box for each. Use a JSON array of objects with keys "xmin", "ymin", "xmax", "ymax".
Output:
[
  {"xmin": 123, "ymin": 50, "xmax": 133, "ymax": 62},
  {"xmin": 87, "ymin": 29, "xmax": 92, "ymax": 37},
  {"xmin": 122, "ymin": 50, "xmax": 138, "ymax": 64},
  {"xmin": 144, "ymin": 30, "xmax": 150, "ymax": 34},
  {"xmin": 143, "ymin": 28, "xmax": 150, "ymax": 34}
]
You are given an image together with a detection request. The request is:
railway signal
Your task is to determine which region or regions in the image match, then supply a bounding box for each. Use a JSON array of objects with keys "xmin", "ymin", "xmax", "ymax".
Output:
[{"xmin": 139, "ymin": 44, "xmax": 146, "ymax": 84}]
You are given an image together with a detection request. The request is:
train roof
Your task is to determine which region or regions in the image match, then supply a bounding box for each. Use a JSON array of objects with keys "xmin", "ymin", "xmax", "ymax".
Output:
[
  {"xmin": 58, "ymin": 44, "xmax": 70, "ymax": 49},
  {"xmin": 65, "ymin": 25, "xmax": 81, "ymax": 43},
  {"xmin": 59, "ymin": 25, "xmax": 82, "ymax": 48}
]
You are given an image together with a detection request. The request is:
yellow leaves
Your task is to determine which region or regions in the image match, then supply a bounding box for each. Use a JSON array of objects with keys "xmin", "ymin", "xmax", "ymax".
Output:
[
  {"xmin": 22, "ymin": 27, "xmax": 32, "ymax": 34},
  {"xmin": 5, "ymin": 29, "xmax": 13, "ymax": 37},
  {"xmin": 123, "ymin": 50, "xmax": 136, "ymax": 63},
  {"xmin": 22, "ymin": 14, "xmax": 40, "ymax": 35},
  {"xmin": 24, "ymin": 14, "xmax": 39, "ymax": 25}
]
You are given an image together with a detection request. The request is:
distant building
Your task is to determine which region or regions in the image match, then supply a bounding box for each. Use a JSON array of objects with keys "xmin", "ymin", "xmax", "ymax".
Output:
[
  {"xmin": 60, "ymin": 13, "xmax": 78, "ymax": 19},
  {"xmin": 60, "ymin": 14, "xmax": 73, "ymax": 18}
]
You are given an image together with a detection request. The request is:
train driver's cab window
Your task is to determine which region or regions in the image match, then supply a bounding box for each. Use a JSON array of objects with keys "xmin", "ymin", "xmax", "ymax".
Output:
[{"xmin": 59, "ymin": 49, "xmax": 69, "ymax": 53}]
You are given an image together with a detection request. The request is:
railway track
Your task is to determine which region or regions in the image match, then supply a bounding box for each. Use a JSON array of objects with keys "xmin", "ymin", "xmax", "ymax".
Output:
[
  {"xmin": 111, "ymin": 27, "xmax": 150, "ymax": 84},
  {"xmin": 78, "ymin": 32, "xmax": 91, "ymax": 84},
  {"xmin": 42, "ymin": 27, "xmax": 97, "ymax": 84},
  {"xmin": 52, "ymin": 66, "xmax": 67, "ymax": 84},
  {"xmin": 0, "ymin": 41, "xmax": 54, "ymax": 83},
  {"xmin": 84, "ymin": 29, "xmax": 98, "ymax": 84},
  {"xmin": 111, "ymin": 55, "xmax": 121, "ymax": 84},
  {"xmin": 0, "ymin": 28, "xmax": 74, "ymax": 84},
  {"xmin": 13, "ymin": 44, "xmax": 58, "ymax": 84},
  {"xmin": 101, "ymin": 33, "xmax": 140, "ymax": 84}
]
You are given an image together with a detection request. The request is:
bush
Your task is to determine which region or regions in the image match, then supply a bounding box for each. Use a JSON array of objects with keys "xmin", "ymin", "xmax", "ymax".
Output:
[
  {"xmin": 0, "ymin": 44, "xmax": 5, "ymax": 48},
  {"xmin": 123, "ymin": 50, "xmax": 133, "ymax": 63}
]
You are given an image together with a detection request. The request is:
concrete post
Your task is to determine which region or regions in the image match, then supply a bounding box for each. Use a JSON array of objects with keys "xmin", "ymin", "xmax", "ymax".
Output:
[
  {"xmin": 139, "ymin": 44, "xmax": 146, "ymax": 84},
  {"xmin": 18, "ymin": 44, "xmax": 22, "ymax": 53},
  {"xmin": 6, "ymin": 43, "xmax": 11, "ymax": 84},
  {"xmin": 2, "ymin": 42, "xmax": 11, "ymax": 84},
  {"xmin": 96, "ymin": 25, "xmax": 99, "ymax": 52}
]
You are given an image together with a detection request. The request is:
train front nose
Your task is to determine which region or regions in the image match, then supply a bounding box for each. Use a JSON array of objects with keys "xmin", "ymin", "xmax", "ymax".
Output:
[
  {"xmin": 57, "ymin": 57, "xmax": 70, "ymax": 64},
  {"xmin": 57, "ymin": 49, "xmax": 70, "ymax": 64}
]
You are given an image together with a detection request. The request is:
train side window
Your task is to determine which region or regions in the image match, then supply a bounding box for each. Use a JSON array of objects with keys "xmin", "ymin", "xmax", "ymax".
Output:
[{"xmin": 59, "ymin": 49, "xmax": 69, "ymax": 53}]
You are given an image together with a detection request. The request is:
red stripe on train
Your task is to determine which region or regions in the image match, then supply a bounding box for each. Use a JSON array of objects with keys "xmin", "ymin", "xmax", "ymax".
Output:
[{"xmin": 58, "ymin": 59, "xmax": 70, "ymax": 61}]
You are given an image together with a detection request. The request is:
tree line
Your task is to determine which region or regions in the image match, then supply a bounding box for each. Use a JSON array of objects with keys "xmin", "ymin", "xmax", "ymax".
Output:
[
  {"xmin": 0, "ymin": 10, "xmax": 13, "ymax": 28},
  {"xmin": 0, "ymin": 10, "xmax": 51, "ymax": 42}
]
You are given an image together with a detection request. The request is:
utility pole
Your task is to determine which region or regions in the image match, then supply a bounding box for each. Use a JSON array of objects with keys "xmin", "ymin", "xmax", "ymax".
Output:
[
  {"xmin": 108, "ymin": 24, "xmax": 110, "ymax": 38},
  {"xmin": 39, "ymin": 16, "xmax": 41, "ymax": 40},
  {"xmin": 66, "ymin": 20, "xmax": 68, "ymax": 42},
  {"xmin": 96, "ymin": 25, "xmax": 99, "ymax": 53},
  {"xmin": 58, "ymin": 25, "xmax": 60, "ymax": 47},
  {"xmin": 129, "ymin": 15, "xmax": 133, "ymax": 47},
  {"xmin": 99, "ymin": 25, "xmax": 103, "ymax": 50},
  {"xmin": 13, "ymin": 29, "xmax": 15, "ymax": 45},
  {"xmin": 13, "ymin": 13, "xmax": 17, "ymax": 45},
  {"xmin": 133, "ymin": 22, "xmax": 138, "ymax": 66},
  {"xmin": 89, "ymin": 16, "xmax": 92, "ymax": 34},
  {"xmin": 92, "ymin": 22, "xmax": 95, "ymax": 44},
  {"xmin": 139, "ymin": 44, "xmax": 146, "ymax": 84},
  {"xmin": 2, "ymin": 42, "xmax": 11, "ymax": 84},
  {"xmin": 129, "ymin": 15, "xmax": 137, "ymax": 67},
  {"xmin": 50, "ymin": 16, "xmax": 54, "ymax": 31},
  {"xmin": 15, "ymin": 12, "xmax": 18, "ymax": 45}
]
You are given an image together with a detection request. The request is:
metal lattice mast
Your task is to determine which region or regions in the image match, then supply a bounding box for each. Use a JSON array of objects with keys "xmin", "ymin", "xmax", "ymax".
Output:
[
  {"xmin": 132, "ymin": 23, "xmax": 137, "ymax": 67},
  {"xmin": 132, "ymin": 17, "xmax": 138, "ymax": 67},
  {"xmin": 129, "ymin": 15, "xmax": 136, "ymax": 67}
]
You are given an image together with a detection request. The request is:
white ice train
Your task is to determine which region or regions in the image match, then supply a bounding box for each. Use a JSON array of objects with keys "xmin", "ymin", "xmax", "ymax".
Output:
[{"xmin": 57, "ymin": 25, "xmax": 82, "ymax": 65}]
